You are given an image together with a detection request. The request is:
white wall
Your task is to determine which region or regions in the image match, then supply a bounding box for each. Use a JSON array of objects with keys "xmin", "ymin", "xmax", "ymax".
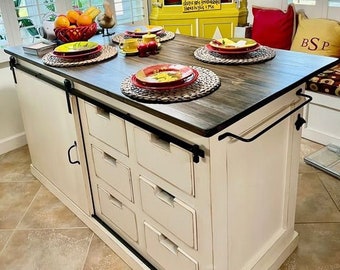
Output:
[
  {"xmin": 246, "ymin": 0, "xmax": 285, "ymax": 23},
  {"xmin": 0, "ymin": 52, "xmax": 26, "ymax": 155}
]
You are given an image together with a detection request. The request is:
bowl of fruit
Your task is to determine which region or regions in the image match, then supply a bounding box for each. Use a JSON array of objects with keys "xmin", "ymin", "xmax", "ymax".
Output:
[{"xmin": 54, "ymin": 7, "xmax": 101, "ymax": 43}]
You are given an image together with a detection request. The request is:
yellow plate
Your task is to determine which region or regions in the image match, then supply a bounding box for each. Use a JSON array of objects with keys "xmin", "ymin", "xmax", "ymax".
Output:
[
  {"xmin": 120, "ymin": 48, "xmax": 139, "ymax": 55},
  {"xmin": 54, "ymin": 41, "xmax": 99, "ymax": 53},
  {"xmin": 209, "ymin": 38, "xmax": 257, "ymax": 50}
]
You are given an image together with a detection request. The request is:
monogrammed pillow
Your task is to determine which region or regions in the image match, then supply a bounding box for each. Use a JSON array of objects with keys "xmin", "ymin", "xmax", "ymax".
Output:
[{"xmin": 291, "ymin": 13, "xmax": 340, "ymax": 57}]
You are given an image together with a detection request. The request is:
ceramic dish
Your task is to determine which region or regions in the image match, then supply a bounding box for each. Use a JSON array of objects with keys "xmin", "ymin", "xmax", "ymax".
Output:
[
  {"xmin": 209, "ymin": 38, "xmax": 257, "ymax": 51},
  {"xmin": 205, "ymin": 44, "xmax": 261, "ymax": 55},
  {"xmin": 54, "ymin": 41, "xmax": 99, "ymax": 54},
  {"xmin": 53, "ymin": 45, "xmax": 103, "ymax": 59},
  {"xmin": 131, "ymin": 69, "xmax": 199, "ymax": 91},
  {"xmin": 120, "ymin": 48, "xmax": 139, "ymax": 55},
  {"xmin": 125, "ymin": 25, "xmax": 163, "ymax": 35},
  {"xmin": 135, "ymin": 64, "xmax": 194, "ymax": 86},
  {"xmin": 124, "ymin": 29, "xmax": 165, "ymax": 38}
]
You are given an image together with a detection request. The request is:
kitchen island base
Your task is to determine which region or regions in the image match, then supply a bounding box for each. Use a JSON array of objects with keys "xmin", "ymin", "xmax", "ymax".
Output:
[{"xmin": 7, "ymin": 33, "xmax": 339, "ymax": 269}]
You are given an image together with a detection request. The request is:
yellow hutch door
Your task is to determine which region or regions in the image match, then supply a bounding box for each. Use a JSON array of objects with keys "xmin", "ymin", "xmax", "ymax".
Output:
[{"xmin": 149, "ymin": 0, "xmax": 248, "ymax": 39}]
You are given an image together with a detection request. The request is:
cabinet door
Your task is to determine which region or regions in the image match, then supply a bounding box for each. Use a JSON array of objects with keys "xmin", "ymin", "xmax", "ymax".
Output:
[
  {"xmin": 15, "ymin": 68, "xmax": 89, "ymax": 213},
  {"xmin": 150, "ymin": 19, "xmax": 196, "ymax": 36},
  {"xmin": 199, "ymin": 17, "xmax": 236, "ymax": 39}
]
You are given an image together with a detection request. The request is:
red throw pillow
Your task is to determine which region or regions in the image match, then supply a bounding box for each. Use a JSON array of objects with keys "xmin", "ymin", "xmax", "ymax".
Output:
[{"xmin": 252, "ymin": 4, "xmax": 296, "ymax": 50}]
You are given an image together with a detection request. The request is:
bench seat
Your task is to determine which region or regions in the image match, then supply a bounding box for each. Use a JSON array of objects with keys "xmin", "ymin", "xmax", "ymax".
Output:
[{"xmin": 306, "ymin": 64, "xmax": 340, "ymax": 97}]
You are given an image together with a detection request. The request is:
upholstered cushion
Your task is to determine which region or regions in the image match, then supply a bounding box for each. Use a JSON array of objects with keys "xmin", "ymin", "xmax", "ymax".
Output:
[
  {"xmin": 291, "ymin": 13, "xmax": 340, "ymax": 57},
  {"xmin": 306, "ymin": 64, "xmax": 340, "ymax": 96},
  {"xmin": 251, "ymin": 4, "xmax": 296, "ymax": 50}
]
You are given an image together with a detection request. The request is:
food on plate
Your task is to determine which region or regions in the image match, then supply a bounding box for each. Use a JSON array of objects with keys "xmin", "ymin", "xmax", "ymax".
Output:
[{"xmin": 151, "ymin": 71, "xmax": 182, "ymax": 82}]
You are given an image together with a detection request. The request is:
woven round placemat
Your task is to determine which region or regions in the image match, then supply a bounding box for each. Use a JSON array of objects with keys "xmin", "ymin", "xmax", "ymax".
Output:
[
  {"xmin": 194, "ymin": 45, "xmax": 276, "ymax": 65},
  {"xmin": 121, "ymin": 66, "xmax": 220, "ymax": 103},
  {"xmin": 112, "ymin": 31, "xmax": 175, "ymax": 44},
  {"xmin": 42, "ymin": 45, "xmax": 117, "ymax": 67}
]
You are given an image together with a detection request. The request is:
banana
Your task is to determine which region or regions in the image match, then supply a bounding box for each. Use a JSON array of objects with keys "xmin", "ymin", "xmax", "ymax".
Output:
[
  {"xmin": 89, "ymin": 8, "xmax": 101, "ymax": 20},
  {"xmin": 84, "ymin": 6, "xmax": 96, "ymax": 15},
  {"xmin": 84, "ymin": 6, "xmax": 101, "ymax": 20}
]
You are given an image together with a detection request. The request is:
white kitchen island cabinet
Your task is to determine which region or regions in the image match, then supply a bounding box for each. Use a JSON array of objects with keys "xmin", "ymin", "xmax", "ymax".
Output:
[{"xmin": 5, "ymin": 33, "xmax": 339, "ymax": 270}]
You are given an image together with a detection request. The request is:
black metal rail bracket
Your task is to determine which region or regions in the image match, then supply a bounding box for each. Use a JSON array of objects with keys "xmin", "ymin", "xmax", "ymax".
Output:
[{"xmin": 218, "ymin": 89, "xmax": 312, "ymax": 142}]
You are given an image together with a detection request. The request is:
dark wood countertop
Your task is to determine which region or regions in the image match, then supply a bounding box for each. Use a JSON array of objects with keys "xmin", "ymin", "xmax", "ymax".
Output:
[{"xmin": 5, "ymin": 31, "xmax": 339, "ymax": 137}]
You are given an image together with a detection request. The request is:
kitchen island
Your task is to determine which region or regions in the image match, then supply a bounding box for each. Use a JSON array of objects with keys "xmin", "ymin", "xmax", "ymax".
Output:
[{"xmin": 5, "ymin": 32, "xmax": 339, "ymax": 270}]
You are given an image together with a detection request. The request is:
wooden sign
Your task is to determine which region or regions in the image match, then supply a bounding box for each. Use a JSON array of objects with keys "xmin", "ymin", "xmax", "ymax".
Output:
[{"xmin": 182, "ymin": 0, "xmax": 221, "ymax": 13}]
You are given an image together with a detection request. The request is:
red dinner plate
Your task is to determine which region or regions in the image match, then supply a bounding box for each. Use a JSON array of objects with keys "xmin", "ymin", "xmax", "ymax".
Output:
[
  {"xmin": 205, "ymin": 44, "xmax": 260, "ymax": 55},
  {"xmin": 131, "ymin": 68, "xmax": 199, "ymax": 91},
  {"xmin": 135, "ymin": 64, "xmax": 194, "ymax": 86},
  {"xmin": 53, "ymin": 45, "xmax": 103, "ymax": 59}
]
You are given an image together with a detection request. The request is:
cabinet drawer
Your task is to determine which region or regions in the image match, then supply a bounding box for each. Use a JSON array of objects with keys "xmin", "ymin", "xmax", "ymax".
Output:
[
  {"xmin": 85, "ymin": 102, "xmax": 128, "ymax": 155},
  {"xmin": 134, "ymin": 127, "xmax": 194, "ymax": 195},
  {"xmin": 96, "ymin": 185, "xmax": 138, "ymax": 241},
  {"xmin": 140, "ymin": 177, "xmax": 196, "ymax": 248},
  {"xmin": 144, "ymin": 223, "xmax": 198, "ymax": 270},
  {"xmin": 92, "ymin": 145, "xmax": 133, "ymax": 201}
]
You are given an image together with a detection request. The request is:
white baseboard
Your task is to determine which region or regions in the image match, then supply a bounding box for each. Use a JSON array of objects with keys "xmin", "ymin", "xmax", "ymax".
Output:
[{"xmin": 0, "ymin": 132, "xmax": 27, "ymax": 155}]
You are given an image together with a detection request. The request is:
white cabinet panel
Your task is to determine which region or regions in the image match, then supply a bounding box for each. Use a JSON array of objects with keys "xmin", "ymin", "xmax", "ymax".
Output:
[
  {"xmin": 85, "ymin": 101, "xmax": 128, "ymax": 156},
  {"xmin": 91, "ymin": 145, "xmax": 133, "ymax": 201},
  {"xmin": 134, "ymin": 126, "xmax": 195, "ymax": 196},
  {"xmin": 144, "ymin": 223, "xmax": 198, "ymax": 270},
  {"xmin": 96, "ymin": 185, "xmax": 138, "ymax": 242},
  {"xmin": 140, "ymin": 176, "xmax": 197, "ymax": 248},
  {"xmin": 15, "ymin": 68, "xmax": 89, "ymax": 213}
]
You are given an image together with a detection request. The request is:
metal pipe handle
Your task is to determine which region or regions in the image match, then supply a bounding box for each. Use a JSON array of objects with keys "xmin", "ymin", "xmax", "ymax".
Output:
[{"xmin": 218, "ymin": 89, "xmax": 312, "ymax": 142}]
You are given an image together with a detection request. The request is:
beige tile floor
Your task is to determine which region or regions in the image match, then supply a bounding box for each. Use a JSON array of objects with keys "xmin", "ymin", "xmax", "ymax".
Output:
[{"xmin": 0, "ymin": 139, "xmax": 339, "ymax": 270}]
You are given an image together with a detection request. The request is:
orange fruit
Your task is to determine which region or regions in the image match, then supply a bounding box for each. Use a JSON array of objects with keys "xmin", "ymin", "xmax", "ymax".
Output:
[
  {"xmin": 76, "ymin": 14, "xmax": 92, "ymax": 26},
  {"xmin": 66, "ymin": 10, "xmax": 80, "ymax": 24},
  {"xmin": 54, "ymin": 15, "xmax": 70, "ymax": 28}
]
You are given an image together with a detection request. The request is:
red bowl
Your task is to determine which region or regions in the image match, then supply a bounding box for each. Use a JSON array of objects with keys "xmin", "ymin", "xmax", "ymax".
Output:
[{"xmin": 54, "ymin": 22, "xmax": 97, "ymax": 43}]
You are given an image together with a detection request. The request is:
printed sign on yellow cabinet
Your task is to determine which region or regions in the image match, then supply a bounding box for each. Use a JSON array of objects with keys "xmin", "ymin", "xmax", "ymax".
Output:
[{"xmin": 182, "ymin": 0, "xmax": 221, "ymax": 13}]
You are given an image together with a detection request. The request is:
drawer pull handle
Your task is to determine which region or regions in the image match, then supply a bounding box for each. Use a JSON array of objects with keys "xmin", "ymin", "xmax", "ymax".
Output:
[
  {"xmin": 96, "ymin": 107, "xmax": 110, "ymax": 119},
  {"xmin": 155, "ymin": 187, "xmax": 175, "ymax": 206},
  {"xmin": 109, "ymin": 194, "xmax": 123, "ymax": 208},
  {"xmin": 150, "ymin": 134, "xmax": 170, "ymax": 150},
  {"xmin": 218, "ymin": 89, "xmax": 312, "ymax": 142},
  {"xmin": 67, "ymin": 141, "xmax": 80, "ymax": 165},
  {"xmin": 159, "ymin": 235, "xmax": 178, "ymax": 255},
  {"xmin": 103, "ymin": 152, "xmax": 116, "ymax": 165}
]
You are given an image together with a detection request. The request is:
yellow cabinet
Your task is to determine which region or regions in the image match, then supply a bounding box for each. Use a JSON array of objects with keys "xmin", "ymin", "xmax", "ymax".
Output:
[{"xmin": 149, "ymin": 0, "xmax": 248, "ymax": 39}]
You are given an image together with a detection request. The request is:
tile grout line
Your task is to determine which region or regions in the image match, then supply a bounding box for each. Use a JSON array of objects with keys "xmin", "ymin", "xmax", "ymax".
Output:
[
  {"xmin": 317, "ymin": 173, "xmax": 340, "ymax": 212},
  {"xmin": 81, "ymin": 232, "xmax": 95, "ymax": 270},
  {"xmin": 15, "ymin": 182, "xmax": 43, "ymax": 230}
]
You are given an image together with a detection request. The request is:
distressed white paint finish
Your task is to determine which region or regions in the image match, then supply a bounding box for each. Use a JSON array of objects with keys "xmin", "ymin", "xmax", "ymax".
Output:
[
  {"xmin": 15, "ymin": 65, "xmax": 92, "ymax": 215},
  {"xmin": 14, "ymin": 59, "xmax": 302, "ymax": 269}
]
